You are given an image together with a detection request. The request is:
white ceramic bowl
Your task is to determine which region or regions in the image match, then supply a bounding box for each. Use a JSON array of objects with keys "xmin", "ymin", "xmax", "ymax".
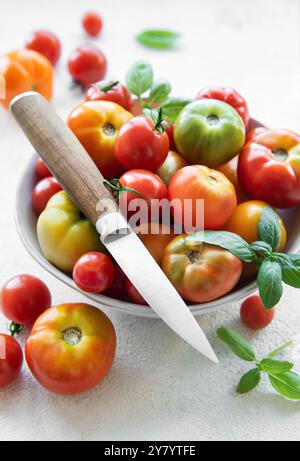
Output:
[{"xmin": 15, "ymin": 146, "xmax": 300, "ymax": 318}]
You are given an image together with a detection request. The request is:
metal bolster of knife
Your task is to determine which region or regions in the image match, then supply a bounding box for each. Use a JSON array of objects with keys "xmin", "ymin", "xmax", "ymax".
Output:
[{"xmin": 96, "ymin": 212, "xmax": 132, "ymax": 244}]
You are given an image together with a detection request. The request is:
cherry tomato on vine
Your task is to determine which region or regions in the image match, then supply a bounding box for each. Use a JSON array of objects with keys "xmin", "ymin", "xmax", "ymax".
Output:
[
  {"xmin": 0, "ymin": 275, "xmax": 51, "ymax": 327},
  {"xmin": 85, "ymin": 80, "xmax": 132, "ymax": 111},
  {"xmin": 25, "ymin": 30, "xmax": 61, "ymax": 65},
  {"xmin": 240, "ymin": 295, "xmax": 275, "ymax": 330},
  {"xmin": 68, "ymin": 44, "xmax": 107, "ymax": 86},
  {"xmin": 32, "ymin": 177, "xmax": 62, "ymax": 215},
  {"xmin": 115, "ymin": 115, "xmax": 169, "ymax": 172},
  {"xmin": 73, "ymin": 252, "xmax": 116, "ymax": 294},
  {"xmin": 35, "ymin": 158, "xmax": 52, "ymax": 180},
  {"xmin": 82, "ymin": 12, "xmax": 103, "ymax": 37},
  {"xmin": 0, "ymin": 335, "xmax": 23, "ymax": 388}
]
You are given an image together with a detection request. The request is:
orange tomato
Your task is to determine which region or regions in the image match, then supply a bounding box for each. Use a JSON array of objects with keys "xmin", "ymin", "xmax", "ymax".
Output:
[
  {"xmin": 0, "ymin": 49, "xmax": 53, "ymax": 109},
  {"xmin": 223, "ymin": 200, "xmax": 286, "ymax": 251},
  {"xmin": 135, "ymin": 222, "xmax": 175, "ymax": 266},
  {"xmin": 67, "ymin": 101, "xmax": 132, "ymax": 178},
  {"xmin": 216, "ymin": 155, "xmax": 248, "ymax": 203}
]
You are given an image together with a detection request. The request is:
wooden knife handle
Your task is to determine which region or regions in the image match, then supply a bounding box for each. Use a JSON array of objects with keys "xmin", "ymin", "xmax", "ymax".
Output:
[{"xmin": 10, "ymin": 92, "xmax": 117, "ymax": 224}]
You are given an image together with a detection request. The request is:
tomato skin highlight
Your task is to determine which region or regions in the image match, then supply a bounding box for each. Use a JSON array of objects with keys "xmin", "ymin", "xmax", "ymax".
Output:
[
  {"xmin": 25, "ymin": 303, "xmax": 116, "ymax": 395},
  {"xmin": 73, "ymin": 252, "xmax": 116, "ymax": 293},
  {"xmin": 86, "ymin": 80, "xmax": 132, "ymax": 111},
  {"xmin": 115, "ymin": 116, "xmax": 169, "ymax": 172},
  {"xmin": 240, "ymin": 295, "xmax": 275, "ymax": 330},
  {"xmin": 35, "ymin": 158, "xmax": 52, "ymax": 179},
  {"xmin": 68, "ymin": 44, "xmax": 107, "ymax": 86},
  {"xmin": 238, "ymin": 129, "xmax": 300, "ymax": 208},
  {"xmin": 32, "ymin": 177, "xmax": 62, "ymax": 215},
  {"xmin": 0, "ymin": 275, "xmax": 51, "ymax": 327},
  {"xmin": 0, "ymin": 335, "xmax": 23, "ymax": 388},
  {"xmin": 25, "ymin": 30, "xmax": 61, "ymax": 65}
]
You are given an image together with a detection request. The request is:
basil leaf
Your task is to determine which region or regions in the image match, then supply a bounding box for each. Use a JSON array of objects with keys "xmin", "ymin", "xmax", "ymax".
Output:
[
  {"xmin": 160, "ymin": 97, "xmax": 191, "ymax": 122},
  {"xmin": 257, "ymin": 259, "xmax": 283, "ymax": 309},
  {"xmin": 268, "ymin": 371, "xmax": 300, "ymax": 400},
  {"xmin": 237, "ymin": 368, "xmax": 261, "ymax": 394},
  {"xmin": 125, "ymin": 60, "xmax": 153, "ymax": 97},
  {"xmin": 258, "ymin": 206, "xmax": 281, "ymax": 250},
  {"xmin": 149, "ymin": 79, "xmax": 171, "ymax": 105},
  {"xmin": 187, "ymin": 231, "xmax": 256, "ymax": 262},
  {"xmin": 136, "ymin": 29, "xmax": 180, "ymax": 49},
  {"xmin": 272, "ymin": 253, "xmax": 300, "ymax": 288},
  {"xmin": 260, "ymin": 358, "xmax": 293, "ymax": 374},
  {"xmin": 250, "ymin": 241, "xmax": 272, "ymax": 258},
  {"xmin": 217, "ymin": 327, "xmax": 256, "ymax": 362}
]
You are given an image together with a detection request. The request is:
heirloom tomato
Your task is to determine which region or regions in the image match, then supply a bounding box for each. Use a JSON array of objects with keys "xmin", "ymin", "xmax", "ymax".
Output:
[
  {"xmin": 246, "ymin": 126, "xmax": 267, "ymax": 143},
  {"xmin": 73, "ymin": 252, "xmax": 116, "ymax": 293},
  {"xmin": 25, "ymin": 30, "xmax": 61, "ymax": 65},
  {"xmin": 67, "ymin": 100, "xmax": 132, "ymax": 178},
  {"xmin": 0, "ymin": 49, "xmax": 53, "ymax": 109},
  {"xmin": 238, "ymin": 129, "xmax": 300, "ymax": 208},
  {"xmin": 0, "ymin": 335, "xmax": 23, "ymax": 388},
  {"xmin": 157, "ymin": 150, "xmax": 188, "ymax": 186},
  {"xmin": 86, "ymin": 80, "xmax": 132, "ymax": 111},
  {"xmin": 168, "ymin": 165, "xmax": 237, "ymax": 231},
  {"xmin": 174, "ymin": 99, "xmax": 245, "ymax": 167},
  {"xmin": 135, "ymin": 222, "xmax": 175, "ymax": 266},
  {"xmin": 115, "ymin": 116, "xmax": 169, "ymax": 172},
  {"xmin": 162, "ymin": 234, "xmax": 242, "ymax": 303},
  {"xmin": 216, "ymin": 155, "xmax": 248, "ymax": 203},
  {"xmin": 37, "ymin": 191, "xmax": 103, "ymax": 272},
  {"xmin": 25, "ymin": 303, "xmax": 116, "ymax": 394},
  {"xmin": 196, "ymin": 86, "xmax": 250, "ymax": 129},
  {"xmin": 32, "ymin": 177, "xmax": 62, "ymax": 215}
]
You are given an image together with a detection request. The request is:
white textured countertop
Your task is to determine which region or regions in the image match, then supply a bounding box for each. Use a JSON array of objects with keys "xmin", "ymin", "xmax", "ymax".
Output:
[{"xmin": 1, "ymin": 0, "xmax": 300, "ymax": 441}]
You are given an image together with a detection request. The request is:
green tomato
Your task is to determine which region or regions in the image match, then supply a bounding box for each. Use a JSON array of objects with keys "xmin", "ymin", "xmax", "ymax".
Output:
[{"xmin": 174, "ymin": 99, "xmax": 245, "ymax": 167}]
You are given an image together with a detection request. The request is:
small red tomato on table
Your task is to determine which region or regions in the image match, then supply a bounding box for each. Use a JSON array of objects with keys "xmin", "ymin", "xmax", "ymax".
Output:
[
  {"xmin": 32, "ymin": 177, "xmax": 62, "ymax": 215},
  {"xmin": 0, "ymin": 335, "xmax": 23, "ymax": 388},
  {"xmin": 35, "ymin": 157, "xmax": 52, "ymax": 179},
  {"xmin": 85, "ymin": 80, "xmax": 132, "ymax": 111},
  {"xmin": 25, "ymin": 30, "xmax": 61, "ymax": 65},
  {"xmin": 240, "ymin": 295, "xmax": 275, "ymax": 330},
  {"xmin": 68, "ymin": 44, "xmax": 107, "ymax": 86},
  {"xmin": 73, "ymin": 252, "xmax": 116, "ymax": 293},
  {"xmin": 82, "ymin": 11, "xmax": 103, "ymax": 37}
]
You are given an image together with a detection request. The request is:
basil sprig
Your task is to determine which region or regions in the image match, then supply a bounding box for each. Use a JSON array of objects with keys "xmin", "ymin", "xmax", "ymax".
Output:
[
  {"xmin": 217, "ymin": 327, "xmax": 300, "ymax": 400},
  {"xmin": 190, "ymin": 206, "xmax": 300, "ymax": 309},
  {"xmin": 136, "ymin": 29, "xmax": 180, "ymax": 49}
]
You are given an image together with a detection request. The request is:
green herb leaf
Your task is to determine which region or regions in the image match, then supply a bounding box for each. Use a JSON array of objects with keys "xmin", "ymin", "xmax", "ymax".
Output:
[
  {"xmin": 187, "ymin": 231, "xmax": 256, "ymax": 262},
  {"xmin": 136, "ymin": 29, "xmax": 180, "ymax": 49},
  {"xmin": 258, "ymin": 206, "xmax": 281, "ymax": 250},
  {"xmin": 272, "ymin": 253, "xmax": 300, "ymax": 288},
  {"xmin": 267, "ymin": 340, "xmax": 294, "ymax": 358},
  {"xmin": 260, "ymin": 358, "xmax": 293, "ymax": 374},
  {"xmin": 160, "ymin": 97, "xmax": 191, "ymax": 122},
  {"xmin": 217, "ymin": 327, "xmax": 256, "ymax": 362},
  {"xmin": 125, "ymin": 60, "xmax": 153, "ymax": 98},
  {"xmin": 257, "ymin": 259, "xmax": 282, "ymax": 309},
  {"xmin": 250, "ymin": 241, "xmax": 273, "ymax": 258},
  {"xmin": 149, "ymin": 79, "xmax": 172, "ymax": 105},
  {"xmin": 237, "ymin": 368, "xmax": 261, "ymax": 394},
  {"xmin": 268, "ymin": 371, "xmax": 300, "ymax": 400}
]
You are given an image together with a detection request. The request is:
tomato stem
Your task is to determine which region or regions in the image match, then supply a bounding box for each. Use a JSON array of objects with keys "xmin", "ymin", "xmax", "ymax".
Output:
[
  {"xmin": 100, "ymin": 81, "xmax": 119, "ymax": 92},
  {"xmin": 103, "ymin": 179, "xmax": 144, "ymax": 200},
  {"xmin": 9, "ymin": 322, "xmax": 24, "ymax": 337},
  {"xmin": 153, "ymin": 107, "xmax": 166, "ymax": 133}
]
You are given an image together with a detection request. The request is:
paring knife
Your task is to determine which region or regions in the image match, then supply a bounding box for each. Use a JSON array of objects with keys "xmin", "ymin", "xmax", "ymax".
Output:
[{"xmin": 10, "ymin": 92, "xmax": 218, "ymax": 363}]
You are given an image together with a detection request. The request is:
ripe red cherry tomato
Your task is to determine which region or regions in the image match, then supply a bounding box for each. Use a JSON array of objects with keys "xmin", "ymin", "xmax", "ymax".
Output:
[
  {"xmin": 125, "ymin": 279, "xmax": 147, "ymax": 305},
  {"xmin": 25, "ymin": 30, "xmax": 61, "ymax": 65},
  {"xmin": 0, "ymin": 275, "xmax": 51, "ymax": 327},
  {"xmin": 32, "ymin": 177, "xmax": 62, "ymax": 215},
  {"xmin": 240, "ymin": 295, "xmax": 275, "ymax": 330},
  {"xmin": 82, "ymin": 12, "xmax": 103, "ymax": 37},
  {"xmin": 196, "ymin": 86, "xmax": 250, "ymax": 129},
  {"xmin": 35, "ymin": 158, "xmax": 52, "ymax": 179},
  {"xmin": 119, "ymin": 169, "xmax": 169, "ymax": 221},
  {"xmin": 0, "ymin": 335, "xmax": 23, "ymax": 388},
  {"xmin": 115, "ymin": 116, "xmax": 169, "ymax": 171},
  {"xmin": 68, "ymin": 44, "xmax": 107, "ymax": 86},
  {"xmin": 85, "ymin": 80, "xmax": 132, "ymax": 111},
  {"xmin": 73, "ymin": 252, "xmax": 116, "ymax": 293}
]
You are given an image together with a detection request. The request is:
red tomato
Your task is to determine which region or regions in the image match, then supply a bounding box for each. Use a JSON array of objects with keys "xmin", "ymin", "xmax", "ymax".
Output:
[
  {"xmin": 125, "ymin": 279, "xmax": 147, "ymax": 305},
  {"xmin": 25, "ymin": 303, "xmax": 116, "ymax": 394},
  {"xmin": 82, "ymin": 12, "xmax": 103, "ymax": 37},
  {"xmin": 25, "ymin": 30, "xmax": 61, "ymax": 65},
  {"xmin": 119, "ymin": 169, "xmax": 169, "ymax": 221},
  {"xmin": 0, "ymin": 335, "xmax": 23, "ymax": 388},
  {"xmin": 169, "ymin": 165, "xmax": 237, "ymax": 231},
  {"xmin": 103, "ymin": 266, "xmax": 128, "ymax": 301},
  {"xmin": 32, "ymin": 177, "xmax": 62, "ymax": 215},
  {"xmin": 196, "ymin": 86, "xmax": 250, "ymax": 129},
  {"xmin": 240, "ymin": 295, "xmax": 275, "ymax": 330},
  {"xmin": 115, "ymin": 116, "xmax": 169, "ymax": 171},
  {"xmin": 246, "ymin": 126, "xmax": 267, "ymax": 143},
  {"xmin": 85, "ymin": 80, "xmax": 132, "ymax": 111},
  {"xmin": 162, "ymin": 121, "xmax": 177, "ymax": 150},
  {"xmin": 68, "ymin": 44, "xmax": 107, "ymax": 86},
  {"xmin": 0, "ymin": 275, "xmax": 51, "ymax": 327},
  {"xmin": 35, "ymin": 158, "xmax": 52, "ymax": 179},
  {"xmin": 238, "ymin": 129, "xmax": 300, "ymax": 208},
  {"xmin": 73, "ymin": 252, "xmax": 116, "ymax": 293}
]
